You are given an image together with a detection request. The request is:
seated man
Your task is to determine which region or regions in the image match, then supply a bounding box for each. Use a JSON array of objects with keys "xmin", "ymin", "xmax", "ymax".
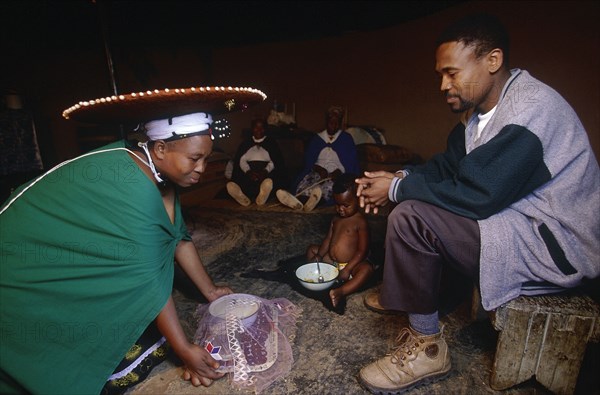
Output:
[
  {"xmin": 355, "ymin": 13, "xmax": 599, "ymax": 394},
  {"xmin": 276, "ymin": 106, "xmax": 360, "ymax": 212}
]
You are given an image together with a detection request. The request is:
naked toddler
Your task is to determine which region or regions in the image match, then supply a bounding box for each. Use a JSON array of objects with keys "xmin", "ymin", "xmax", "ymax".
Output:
[{"xmin": 306, "ymin": 173, "xmax": 375, "ymax": 307}]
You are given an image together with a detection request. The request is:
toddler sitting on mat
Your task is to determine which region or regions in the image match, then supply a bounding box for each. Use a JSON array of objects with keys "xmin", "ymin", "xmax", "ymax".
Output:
[{"xmin": 305, "ymin": 173, "xmax": 376, "ymax": 308}]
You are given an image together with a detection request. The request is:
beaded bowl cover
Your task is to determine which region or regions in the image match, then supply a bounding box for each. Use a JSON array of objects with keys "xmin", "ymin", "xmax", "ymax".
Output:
[
  {"xmin": 193, "ymin": 294, "xmax": 302, "ymax": 393},
  {"xmin": 62, "ymin": 86, "xmax": 267, "ymax": 124}
]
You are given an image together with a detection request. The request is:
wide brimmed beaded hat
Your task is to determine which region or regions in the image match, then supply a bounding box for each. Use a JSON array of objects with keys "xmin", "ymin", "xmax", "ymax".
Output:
[{"xmin": 62, "ymin": 86, "xmax": 267, "ymax": 124}]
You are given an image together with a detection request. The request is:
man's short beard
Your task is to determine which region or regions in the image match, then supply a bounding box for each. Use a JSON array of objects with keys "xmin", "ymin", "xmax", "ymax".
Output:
[{"xmin": 451, "ymin": 99, "xmax": 474, "ymax": 114}]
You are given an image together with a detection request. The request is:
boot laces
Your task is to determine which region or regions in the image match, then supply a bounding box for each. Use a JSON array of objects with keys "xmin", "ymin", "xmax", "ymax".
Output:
[{"xmin": 389, "ymin": 328, "xmax": 424, "ymax": 367}]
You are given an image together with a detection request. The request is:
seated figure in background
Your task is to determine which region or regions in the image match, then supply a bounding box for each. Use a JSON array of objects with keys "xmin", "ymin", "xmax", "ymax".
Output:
[
  {"xmin": 227, "ymin": 117, "xmax": 287, "ymax": 206},
  {"xmin": 276, "ymin": 106, "xmax": 360, "ymax": 211}
]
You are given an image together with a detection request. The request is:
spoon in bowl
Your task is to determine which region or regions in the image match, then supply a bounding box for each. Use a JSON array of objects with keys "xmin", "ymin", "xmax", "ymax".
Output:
[{"xmin": 316, "ymin": 260, "xmax": 324, "ymax": 283}]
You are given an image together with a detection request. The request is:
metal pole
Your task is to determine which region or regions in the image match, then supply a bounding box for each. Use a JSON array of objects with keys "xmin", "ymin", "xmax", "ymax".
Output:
[{"xmin": 95, "ymin": 0, "xmax": 124, "ymax": 139}]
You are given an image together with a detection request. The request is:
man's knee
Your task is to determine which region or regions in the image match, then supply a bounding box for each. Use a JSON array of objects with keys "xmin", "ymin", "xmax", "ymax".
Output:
[{"xmin": 388, "ymin": 200, "xmax": 431, "ymax": 230}]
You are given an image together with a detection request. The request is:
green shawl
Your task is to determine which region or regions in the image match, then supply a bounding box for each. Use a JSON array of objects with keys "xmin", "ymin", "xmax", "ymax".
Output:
[{"xmin": 0, "ymin": 140, "xmax": 190, "ymax": 394}]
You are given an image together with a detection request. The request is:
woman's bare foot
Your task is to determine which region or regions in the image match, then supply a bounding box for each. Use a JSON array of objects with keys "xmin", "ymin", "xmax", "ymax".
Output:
[{"xmin": 329, "ymin": 288, "xmax": 346, "ymax": 308}]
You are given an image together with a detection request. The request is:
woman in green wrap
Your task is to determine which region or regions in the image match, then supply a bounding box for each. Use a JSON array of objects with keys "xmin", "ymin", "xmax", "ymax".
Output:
[{"xmin": 0, "ymin": 87, "xmax": 267, "ymax": 394}]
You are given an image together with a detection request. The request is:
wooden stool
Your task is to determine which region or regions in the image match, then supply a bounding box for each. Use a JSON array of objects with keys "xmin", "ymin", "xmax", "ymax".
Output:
[{"xmin": 489, "ymin": 293, "xmax": 600, "ymax": 395}]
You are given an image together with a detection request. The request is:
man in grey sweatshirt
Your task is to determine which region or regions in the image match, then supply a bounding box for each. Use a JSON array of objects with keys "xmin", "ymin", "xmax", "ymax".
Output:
[{"xmin": 356, "ymin": 13, "xmax": 599, "ymax": 394}]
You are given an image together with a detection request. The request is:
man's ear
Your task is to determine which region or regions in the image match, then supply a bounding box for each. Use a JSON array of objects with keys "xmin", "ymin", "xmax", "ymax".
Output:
[
  {"xmin": 152, "ymin": 140, "xmax": 167, "ymax": 159},
  {"xmin": 488, "ymin": 48, "xmax": 504, "ymax": 74}
]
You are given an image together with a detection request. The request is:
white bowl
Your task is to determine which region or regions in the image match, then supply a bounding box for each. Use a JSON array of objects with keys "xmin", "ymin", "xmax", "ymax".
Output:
[
  {"xmin": 295, "ymin": 262, "xmax": 339, "ymax": 291},
  {"xmin": 209, "ymin": 293, "xmax": 260, "ymax": 327}
]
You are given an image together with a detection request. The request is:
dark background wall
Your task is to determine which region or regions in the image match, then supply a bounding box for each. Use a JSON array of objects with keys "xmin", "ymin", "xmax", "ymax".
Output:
[
  {"xmin": 210, "ymin": 0, "xmax": 599, "ymax": 160},
  {"xmin": 1, "ymin": 0, "xmax": 598, "ymax": 168}
]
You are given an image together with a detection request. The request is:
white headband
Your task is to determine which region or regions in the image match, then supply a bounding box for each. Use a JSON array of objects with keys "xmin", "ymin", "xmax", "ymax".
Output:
[{"xmin": 144, "ymin": 112, "xmax": 213, "ymax": 141}]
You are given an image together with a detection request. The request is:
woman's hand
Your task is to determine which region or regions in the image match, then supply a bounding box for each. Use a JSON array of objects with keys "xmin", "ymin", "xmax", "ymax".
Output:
[
  {"xmin": 156, "ymin": 297, "xmax": 227, "ymax": 388},
  {"xmin": 180, "ymin": 343, "xmax": 225, "ymax": 387},
  {"xmin": 205, "ymin": 285, "xmax": 234, "ymax": 303}
]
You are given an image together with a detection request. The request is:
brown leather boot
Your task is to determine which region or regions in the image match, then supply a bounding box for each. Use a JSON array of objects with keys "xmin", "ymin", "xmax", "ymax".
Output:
[
  {"xmin": 358, "ymin": 326, "xmax": 451, "ymax": 394},
  {"xmin": 363, "ymin": 292, "xmax": 402, "ymax": 315}
]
